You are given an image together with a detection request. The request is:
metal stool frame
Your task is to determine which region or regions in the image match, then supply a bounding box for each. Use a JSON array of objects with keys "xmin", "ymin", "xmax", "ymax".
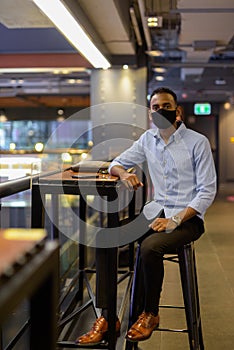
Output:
[{"xmin": 126, "ymin": 242, "xmax": 204, "ymax": 350}]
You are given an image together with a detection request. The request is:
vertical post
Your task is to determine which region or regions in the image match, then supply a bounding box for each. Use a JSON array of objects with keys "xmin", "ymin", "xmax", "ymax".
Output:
[
  {"xmin": 106, "ymin": 188, "xmax": 119, "ymax": 350},
  {"xmin": 30, "ymin": 247, "xmax": 59, "ymax": 350},
  {"xmin": 0, "ymin": 327, "xmax": 2, "ymax": 350},
  {"xmin": 179, "ymin": 244, "xmax": 201, "ymax": 350},
  {"xmin": 51, "ymin": 194, "xmax": 59, "ymax": 239},
  {"xmin": 31, "ymin": 183, "xmax": 44, "ymax": 228},
  {"xmin": 77, "ymin": 194, "xmax": 87, "ymax": 302},
  {"xmin": 128, "ymin": 191, "xmax": 136, "ymax": 271}
]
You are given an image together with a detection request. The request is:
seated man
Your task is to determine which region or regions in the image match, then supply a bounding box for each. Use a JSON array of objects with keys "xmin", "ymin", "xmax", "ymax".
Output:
[{"xmin": 76, "ymin": 87, "xmax": 217, "ymax": 345}]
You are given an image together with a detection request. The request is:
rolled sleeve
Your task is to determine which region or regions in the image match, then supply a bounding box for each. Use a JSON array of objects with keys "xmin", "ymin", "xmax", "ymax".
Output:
[
  {"xmin": 187, "ymin": 137, "xmax": 217, "ymax": 216},
  {"xmin": 109, "ymin": 134, "xmax": 147, "ymax": 173}
]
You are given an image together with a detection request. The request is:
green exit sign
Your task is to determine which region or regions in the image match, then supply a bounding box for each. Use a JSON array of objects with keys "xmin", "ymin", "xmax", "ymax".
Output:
[{"xmin": 194, "ymin": 103, "xmax": 211, "ymax": 115}]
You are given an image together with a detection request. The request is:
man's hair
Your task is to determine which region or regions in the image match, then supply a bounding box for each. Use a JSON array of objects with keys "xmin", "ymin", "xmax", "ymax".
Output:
[{"xmin": 150, "ymin": 87, "xmax": 178, "ymax": 104}]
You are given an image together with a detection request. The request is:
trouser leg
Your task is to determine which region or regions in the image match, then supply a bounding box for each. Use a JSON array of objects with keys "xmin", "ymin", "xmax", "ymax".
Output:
[
  {"xmin": 140, "ymin": 216, "xmax": 204, "ymax": 315},
  {"xmin": 95, "ymin": 213, "xmax": 153, "ymax": 308},
  {"xmin": 96, "ymin": 248, "xmax": 109, "ymax": 308}
]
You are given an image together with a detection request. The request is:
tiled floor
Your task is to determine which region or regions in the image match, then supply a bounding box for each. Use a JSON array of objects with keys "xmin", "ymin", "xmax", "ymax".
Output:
[{"xmin": 69, "ymin": 182, "xmax": 234, "ymax": 350}]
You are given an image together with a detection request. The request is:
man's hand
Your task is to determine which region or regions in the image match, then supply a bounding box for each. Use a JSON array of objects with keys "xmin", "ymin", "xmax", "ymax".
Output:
[
  {"xmin": 119, "ymin": 172, "xmax": 143, "ymax": 191},
  {"xmin": 110, "ymin": 165, "xmax": 143, "ymax": 191},
  {"xmin": 149, "ymin": 217, "xmax": 177, "ymax": 232}
]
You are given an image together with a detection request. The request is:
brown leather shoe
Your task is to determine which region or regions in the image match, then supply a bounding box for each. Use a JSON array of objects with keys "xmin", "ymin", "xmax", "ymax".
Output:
[
  {"xmin": 126, "ymin": 312, "xmax": 159, "ymax": 342},
  {"xmin": 75, "ymin": 316, "xmax": 121, "ymax": 345}
]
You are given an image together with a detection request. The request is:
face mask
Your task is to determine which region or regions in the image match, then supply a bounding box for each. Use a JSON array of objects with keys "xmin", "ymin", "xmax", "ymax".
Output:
[{"xmin": 151, "ymin": 108, "xmax": 177, "ymax": 129}]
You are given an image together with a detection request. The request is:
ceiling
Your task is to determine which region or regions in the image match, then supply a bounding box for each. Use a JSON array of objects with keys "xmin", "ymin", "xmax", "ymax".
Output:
[{"xmin": 0, "ymin": 0, "xmax": 234, "ymax": 110}]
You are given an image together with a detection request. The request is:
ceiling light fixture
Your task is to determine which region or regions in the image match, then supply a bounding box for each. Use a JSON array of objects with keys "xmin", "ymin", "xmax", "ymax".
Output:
[
  {"xmin": 147, "ymin": 16, "xmax": 163, "ymax": 28},
  {"xmin": 33, "ymin": 0, "xmax": 111, "ymax": 69},
  {"xmin": 215, "ymin": 78, "xmax": 226, "ymax": 85},
  {"xmin": 129, "ymin": 7, "xmax": 143, "ymax": 46},
  {"xmin": 152, "ymin": 67, "xmax": 166, "ymax": 73},
  {"xmin": 155, "ymin": 76, "xmax": 164, "ymax": 81},
  {"xmin": 146, "ymin": 50, "xmax": 163, "ymax": 57},
  {"xmin": 137, "ymin": 0, "xmax": 152, "ymax": 50}
]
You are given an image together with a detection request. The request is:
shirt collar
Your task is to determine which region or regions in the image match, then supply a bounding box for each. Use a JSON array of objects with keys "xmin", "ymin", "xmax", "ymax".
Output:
[{"xmin": 153, "ymin": 122, "xmax": 187, "ymax": 143}]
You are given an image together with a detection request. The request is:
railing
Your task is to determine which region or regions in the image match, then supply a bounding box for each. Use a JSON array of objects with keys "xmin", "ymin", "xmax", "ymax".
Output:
[
  {"xmin": 0, "ymin": 166, "xmax": 147, "ymax": 349},
  {"xmin": 0, "ymin": 173, "xmax": 80, "ymax": 350},
  {"xmin": 0, "ymin": 176, "xmax": 32, "ymax": 199}
]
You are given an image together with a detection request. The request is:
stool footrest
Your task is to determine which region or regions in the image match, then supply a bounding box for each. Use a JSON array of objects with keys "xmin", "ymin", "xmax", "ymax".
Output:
[
  {"xmin": 156, "ymin": 327, "xmax": 188, "ymax": 333},
  {"xmin": 159, "ymin": 304, "xmax": 185, "ymax": 309},
  {"xmin": 57, "ymin": 340, "xmax": 109, "ymax": 348}
]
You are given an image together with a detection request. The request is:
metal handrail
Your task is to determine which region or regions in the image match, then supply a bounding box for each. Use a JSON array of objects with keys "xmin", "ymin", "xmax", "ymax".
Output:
[
  {"xmin": 0, "ymin": 170, "xmax": 61, "ymax": 199},
  {"xmin": 0, "ymin": 176, "xmax": 32, "ymax": 199}
]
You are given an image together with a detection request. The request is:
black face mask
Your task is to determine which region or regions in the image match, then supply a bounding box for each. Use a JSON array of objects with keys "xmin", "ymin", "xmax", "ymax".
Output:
[{"xmin": 151, "ymin": 108, "xmax": 177, "ymax": 129}]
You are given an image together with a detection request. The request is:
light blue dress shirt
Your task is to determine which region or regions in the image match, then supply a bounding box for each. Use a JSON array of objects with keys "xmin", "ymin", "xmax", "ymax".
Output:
[{"xmin": 109, "ymin": 123, "xmax": 217, "ymax": 220}]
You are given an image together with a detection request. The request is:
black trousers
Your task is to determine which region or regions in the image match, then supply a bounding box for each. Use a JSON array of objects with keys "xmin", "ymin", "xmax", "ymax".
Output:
[{"xmin": 95, "ymin": 212, "xmax": 204, "ymax": 313}]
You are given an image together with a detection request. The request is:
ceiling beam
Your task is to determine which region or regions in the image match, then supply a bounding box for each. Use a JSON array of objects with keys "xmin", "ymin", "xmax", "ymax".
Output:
[
  {"xmin": 151, "ymin": 62, "xmax": 234, "ymax": 68},
  {"xmin": 0, "ymin": 53, "xmax": 92, "ymax": 68},
  {"xmin": 171, "ymin": 8, "xmax": 234, "ymax": 13}
]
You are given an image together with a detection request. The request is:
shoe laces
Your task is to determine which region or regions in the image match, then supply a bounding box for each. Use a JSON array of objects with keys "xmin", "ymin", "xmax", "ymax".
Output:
[{"xmin": 136, "ymin": 312, "xmax": 157, "ymax": 327}]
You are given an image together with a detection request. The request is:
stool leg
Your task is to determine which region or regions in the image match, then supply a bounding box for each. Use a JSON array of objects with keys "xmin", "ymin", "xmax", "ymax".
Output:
[
  {"xmin": 191, "ymin": 246, "xmax": 205, "ymax": 350},
  {"xmin": 178, "ymin": 244, "xmax": 204, "ymax": 350},
  {"xmin": 125, "ymin": 244, "xmax": 144, "ymax": 350}
]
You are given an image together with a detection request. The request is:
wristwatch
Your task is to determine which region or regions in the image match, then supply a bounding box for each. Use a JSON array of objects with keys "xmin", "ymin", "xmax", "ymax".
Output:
[{"xmin": 171, "ymin": 215, "xmax": 182, "ymax": 227}]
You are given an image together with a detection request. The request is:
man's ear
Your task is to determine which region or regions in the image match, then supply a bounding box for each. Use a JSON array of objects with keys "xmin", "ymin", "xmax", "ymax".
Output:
[
  {"xmin": 148, "ymin": 108, "xmax": 152, "ymax": 121},
  {"xmin": 176, "ymin": 105, "xmax": 184, "ymax": 121}
]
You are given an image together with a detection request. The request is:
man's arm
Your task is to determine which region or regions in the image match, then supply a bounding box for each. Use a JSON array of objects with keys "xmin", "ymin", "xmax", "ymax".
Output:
[
  {"xmin": 110, "ymin": 165, "xmax": 143, "ymax": 191},
  {"xmin": 148, "ymin": 206, "xmax": 198, "ymax": 232}
]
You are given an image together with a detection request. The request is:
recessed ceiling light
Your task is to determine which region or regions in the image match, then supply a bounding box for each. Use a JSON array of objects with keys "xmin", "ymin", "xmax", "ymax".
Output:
[
  {"xmin": 152, "ymin": 67, "xmax": 166, "ymax": 73},
  {"xmin": 146, "ymin": 50, "xmax": 163, "ymax": 57},
  {"xmin": 155, "ymin": 76, "xmax": 164, "ymax": 81},
  {"xmin": 215, "ymin": 78, "xmax": 226, "ymax": 85}
]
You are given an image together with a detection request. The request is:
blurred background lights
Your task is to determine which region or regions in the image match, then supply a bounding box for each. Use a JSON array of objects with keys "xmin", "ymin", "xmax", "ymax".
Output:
[
  {"xmin": 88, "ymin": 140, "xmax": 94, "ymax": 147},
  {"xmin": 155, "ymin": 76, "xmax": 164, "ymax": 81},
  {"xmin": 0, "ymin": 109, "xmax": 7, "ymax": 122},
  {"xmin": 57, "ymin": 108, "xmax": 64, "ymax": 116},
  {"xmin": 147, "ymin": 16, "xmax": 163, "ymax": 28},
  {"xmin": 9, "ymin": 143, "xmax": 16, "ymax": 151},
  {"xmin": 61, "ymin": 152, "xmax": 72, "ymax": 162},
  {"xmin": 81, "ymin": 152, "xmax": 88, "ymax": 160},
  {"xmin": 57, "ymin": 116, "xmax": 65, "ymax": 122},
  {"xmin": 34, "ymin": 142, "xmax": 44, "ymax": 152},
  {"xmin": 224, "ymin": 102, "xmax": 231, "ymax": 110},
  {"xmin": 123, "ymin": 64, "xmax": 129, "ymax": 70},
  {"xmin": 153, "ymin": 67, "xmax": 166, "ymax": 73}
]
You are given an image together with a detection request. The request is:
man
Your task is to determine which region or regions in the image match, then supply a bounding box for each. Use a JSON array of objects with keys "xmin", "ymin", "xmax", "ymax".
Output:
[{"xmin": 76, "ymin": 87, "xmax": 217, "ymax": 345}]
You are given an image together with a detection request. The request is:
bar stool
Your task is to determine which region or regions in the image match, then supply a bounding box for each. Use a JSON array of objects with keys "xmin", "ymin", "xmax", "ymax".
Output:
[{"xmin": 126, "ymin": 242, "xmax": 204, "ymax": 350}]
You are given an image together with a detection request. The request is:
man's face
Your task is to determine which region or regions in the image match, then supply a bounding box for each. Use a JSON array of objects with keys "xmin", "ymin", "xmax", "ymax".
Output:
[
  {"xmin": 149, "ymin": 92, "xmax": 178, "ymax": 130},
  {"xmin": 150, "ymin": 92, "xmax": 177, "ymax": 112}
]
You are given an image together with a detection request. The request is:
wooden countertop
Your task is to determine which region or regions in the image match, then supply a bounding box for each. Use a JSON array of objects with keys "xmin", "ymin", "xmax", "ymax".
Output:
[{"xmin": 37, "ymin": 169, "xmax": 119, "ymax": 185}]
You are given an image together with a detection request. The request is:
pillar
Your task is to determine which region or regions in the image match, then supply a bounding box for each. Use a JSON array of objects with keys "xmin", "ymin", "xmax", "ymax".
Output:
[{"xmin": 90, "ymin": 68, "xmax": 148, "ymax": 160}]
